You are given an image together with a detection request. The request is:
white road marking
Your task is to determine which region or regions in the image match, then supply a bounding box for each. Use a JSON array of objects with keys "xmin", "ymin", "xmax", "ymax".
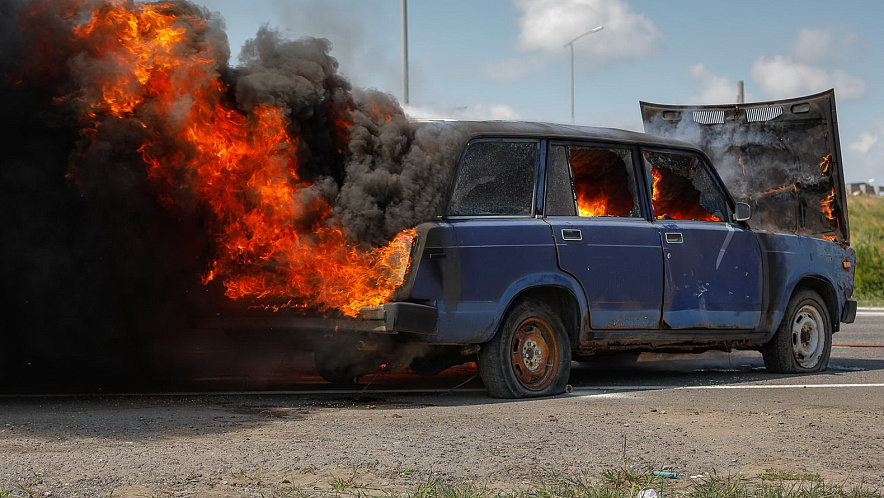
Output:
[
  {"xmin": 856, "ymin": 311, "xmax": 884, "ymax": 316},
  {"xmin": 571, "ymin": 383, "xmax": 884, "ymax": 395}
]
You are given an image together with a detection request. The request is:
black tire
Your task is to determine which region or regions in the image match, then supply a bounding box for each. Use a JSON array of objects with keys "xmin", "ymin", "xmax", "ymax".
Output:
[
  {"xmin": 477, "ymin": 298, "xmax": 571, "ymax": 398},
  {"xmin": 762, "ymin": 289, "xmax": 832, "ymax": 373}
]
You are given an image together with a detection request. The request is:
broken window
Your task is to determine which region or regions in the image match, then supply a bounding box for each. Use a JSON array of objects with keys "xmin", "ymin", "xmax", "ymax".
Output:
[
  {"xmin": 546, "ymin": 144, "xmax": 641, "ymax": 218},
  {"xmin": 642, "ymin": 150, "xmax": 726, "ymax": 221},
  {"xmin": 447, "ymin": 140, "xmax": 537, "ymax": 216}
]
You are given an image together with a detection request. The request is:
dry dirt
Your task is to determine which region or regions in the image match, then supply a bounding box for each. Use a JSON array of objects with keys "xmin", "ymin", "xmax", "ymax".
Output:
[{"xmin": 1, "ymin": 373, "xmax": 883, "ymax": 496}]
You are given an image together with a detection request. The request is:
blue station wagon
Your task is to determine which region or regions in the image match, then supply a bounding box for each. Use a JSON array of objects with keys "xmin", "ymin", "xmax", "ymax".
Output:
[{"xmin": 211, "ymin": 91, "xmax": 857, "ymax": 398}]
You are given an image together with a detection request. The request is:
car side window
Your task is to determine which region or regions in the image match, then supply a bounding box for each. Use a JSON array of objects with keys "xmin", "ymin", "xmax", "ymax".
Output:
[
  {"xmin": 447, "ymin": 141, "xmax": 537, "ymax": 216},
  {"xmin": 642, "ymin": 150, "xmax": 727, "ymax": 221},
  {"xmin": 546, "ymin": 144, "xmax": 642, "ymax": 218}
]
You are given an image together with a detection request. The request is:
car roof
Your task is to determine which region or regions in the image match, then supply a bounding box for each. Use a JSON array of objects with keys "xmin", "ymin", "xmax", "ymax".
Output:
[{"xmin": 411, "ymin": 119, "xmax": 700, "ymax": 151}]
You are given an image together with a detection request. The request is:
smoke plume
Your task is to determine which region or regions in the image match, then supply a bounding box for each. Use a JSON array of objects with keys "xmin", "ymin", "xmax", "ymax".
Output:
[{"xmin": 0, "ymin": 0, "xmax": 465, "ymax": 387}]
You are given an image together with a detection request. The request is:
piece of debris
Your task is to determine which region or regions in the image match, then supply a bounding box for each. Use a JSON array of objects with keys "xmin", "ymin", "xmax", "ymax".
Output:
[
  {"xmin": 392, "ymin": 413, "xmax": 402, "ymax": 418},
  {"xmin": 653, "ymin": 471, "xmax": 678, "ymax": 479}
]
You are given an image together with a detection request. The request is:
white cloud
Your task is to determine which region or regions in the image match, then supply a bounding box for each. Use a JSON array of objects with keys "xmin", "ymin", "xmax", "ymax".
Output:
[
  {"xmin": 750, "ymin": 28, "xmax": 865, "ymax": 101},
  {"xmin": 792, "ymin": 28, "xmax": 834, "ymax": 64},
  {"xmin": 513, "ymin": 0, "xmax": 662, "ymax": 64},
  {"xmin": 850, "ymin": 132, "xmax": 879, "ymax": 156},
  {"xmin": 403, "ymin": 103, "xmax": 521, "ymax": 121},
  {"xmin": 751, "ymin": 56, "xmax": 866, "ymax": 101},
  {"xmin": 844, "ymin": 121, "xmax": 884, "ymax": 183},
  {"xmin": 687, "ymin": 64, "xmax": 741, "ymax": 104}
]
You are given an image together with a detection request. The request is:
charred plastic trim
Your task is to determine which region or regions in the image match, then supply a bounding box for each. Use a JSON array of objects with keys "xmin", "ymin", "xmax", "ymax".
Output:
[
  {"xmin": 383, "ymin": 302, "xmax": 438, "ymax": 335},
  {"xmin": 841, "ymin": 300, "xmax": 857, "ymax": 324}
]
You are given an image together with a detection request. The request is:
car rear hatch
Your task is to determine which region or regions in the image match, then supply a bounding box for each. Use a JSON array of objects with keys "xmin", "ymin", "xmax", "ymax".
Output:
[{"xmin": 640, "ymin": 89, "xmax": 848, "ymax": 244}]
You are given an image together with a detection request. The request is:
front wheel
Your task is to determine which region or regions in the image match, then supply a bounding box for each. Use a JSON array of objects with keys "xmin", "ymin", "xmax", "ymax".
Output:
[
  {"xmin": 477, "ymin": 299, "xmax": 571, "ymax": 398},
  {"xmin": 762, "ymin": 289, "xmax": 832, "ymax": 373}
]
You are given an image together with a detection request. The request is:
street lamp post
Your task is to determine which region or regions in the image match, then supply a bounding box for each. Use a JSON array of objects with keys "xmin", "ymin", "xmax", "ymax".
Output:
[
  {"xmin": 401, "ymin": 0, "xmax": 409, "ymax": 104},
  {"xmin": 564, "ymin": 25, "xmax": 603, "ymax": 124}
]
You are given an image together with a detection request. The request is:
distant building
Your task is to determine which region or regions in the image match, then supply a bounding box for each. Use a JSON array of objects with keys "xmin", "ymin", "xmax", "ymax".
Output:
[{"xmin": 847, "ymin": 182, "xmax": 883, "ymax": 195}]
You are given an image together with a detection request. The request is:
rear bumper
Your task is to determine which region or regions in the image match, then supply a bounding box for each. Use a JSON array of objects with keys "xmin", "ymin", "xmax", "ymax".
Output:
[{"xmin": 841, "ymin": 300, "xmax": 857, "ymax": 323}]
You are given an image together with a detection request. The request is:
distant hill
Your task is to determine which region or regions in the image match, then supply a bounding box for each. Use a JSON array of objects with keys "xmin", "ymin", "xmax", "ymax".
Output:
[{"xmin": 847, "ymin": 195, "xmax": 884, "ymax": 303}]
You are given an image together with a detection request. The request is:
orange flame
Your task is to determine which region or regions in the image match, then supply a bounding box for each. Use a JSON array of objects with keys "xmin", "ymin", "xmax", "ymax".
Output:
[
  {"xmin": 576, "ymin": 193, "xmax": 608, "ymax": 217},
  {"xmin": 762, "ymin": 185, "xmax": 791, "ymax": 195},
  {"xmin": 651, "ymin": 167, "xmax": 662, "ymax": 201},
  {"xmin": 819, "ymin": 154, "xmax": 832, "ymax": 176},
  {"xmin": 820, "ymin": 188, "xmax": 836, "ymax": 220},
  {"xmin": 60, "ymin": 0, "xmax": 413, "ymax": 316},
  {"xmin": 651, "ymin": 167, "xmax": 720, "ymax": 222}
]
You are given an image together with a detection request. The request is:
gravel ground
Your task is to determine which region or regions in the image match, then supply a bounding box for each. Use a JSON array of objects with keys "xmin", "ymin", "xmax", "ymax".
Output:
[{"xmin": 1, "ymin": 382, "xmax": 882, "ymax": 497}]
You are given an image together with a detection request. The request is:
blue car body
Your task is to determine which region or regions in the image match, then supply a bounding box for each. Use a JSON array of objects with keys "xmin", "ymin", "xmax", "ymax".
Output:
[{"xmin": 385, "ymin": 93, "xmax": 856, "ymax": 357}]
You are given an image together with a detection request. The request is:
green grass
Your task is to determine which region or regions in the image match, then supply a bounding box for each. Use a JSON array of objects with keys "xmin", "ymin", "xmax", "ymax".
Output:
[
  {"xmin": 847, "ymin": 195, "xmax": 884, "ymax": 303},
  {"xmin": 264, "ymin": 467, "xmax": 882, "ymax": 497}
]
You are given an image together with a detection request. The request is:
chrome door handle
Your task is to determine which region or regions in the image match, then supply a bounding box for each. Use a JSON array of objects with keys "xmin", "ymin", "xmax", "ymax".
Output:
[
  {"xmin": 562, "ymin": 229, "xmax": 582, "ymax": 241},
  {"xmin": 665, "ymin": 232, "xmax": 683, "ymax": 244}
]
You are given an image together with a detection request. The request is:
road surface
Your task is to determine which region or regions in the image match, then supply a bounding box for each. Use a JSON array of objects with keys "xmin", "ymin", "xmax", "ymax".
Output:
[{"xmin": 0, "ymin": 312, "xmax": 881, "ymax": 497}]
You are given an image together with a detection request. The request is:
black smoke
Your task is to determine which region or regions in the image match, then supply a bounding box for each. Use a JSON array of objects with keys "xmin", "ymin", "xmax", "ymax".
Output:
[{"xmin": 0, "ymin": 0, "xmax": 465, "ymax": 390}]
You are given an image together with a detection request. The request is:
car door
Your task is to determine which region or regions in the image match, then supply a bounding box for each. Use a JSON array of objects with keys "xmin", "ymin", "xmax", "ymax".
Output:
[
  {"xmin": 544, "ymin": 141, "xmax": 664, "ymax": 330},
  {"xmin": 641, "ymin": 148, "xmax": 763, "ymax": 330}
]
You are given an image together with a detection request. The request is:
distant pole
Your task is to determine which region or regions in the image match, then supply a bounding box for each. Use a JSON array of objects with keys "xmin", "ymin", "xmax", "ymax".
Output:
[
  {"xmin": 564, "ymin": 26, "xmax": 603, "ymax": 123},
  {"xmin": 401, "ymin": 0, "xmax": 409, "ymax": 104},
  {"xmin": 737, "ymin": 80, "xmax": 744, "ymax": 104},
  {"xmin": 569, "ymin": 43, "xmax": 574, "ymax": 122}
]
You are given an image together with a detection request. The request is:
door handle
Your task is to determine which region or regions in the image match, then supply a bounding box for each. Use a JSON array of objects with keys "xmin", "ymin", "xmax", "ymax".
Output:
[
  {"xmin": 665, "ymin": 232, "xmax": 683, "ymax": 244},
  {"xmin": 562, "ymin": 229, "xmax": 582, "ymax": 241}
]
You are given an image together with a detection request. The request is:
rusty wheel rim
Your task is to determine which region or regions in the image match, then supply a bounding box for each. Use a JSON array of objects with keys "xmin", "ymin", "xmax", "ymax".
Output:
[{"xmin": 509, "ymin": 317, "xmax": 559, "ymax": 391}]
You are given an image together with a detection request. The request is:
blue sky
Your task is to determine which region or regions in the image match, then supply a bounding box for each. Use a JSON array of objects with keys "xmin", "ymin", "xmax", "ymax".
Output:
[{"xmin": 195, "ymin": 0, "xmax": 884, "ymax": 183}]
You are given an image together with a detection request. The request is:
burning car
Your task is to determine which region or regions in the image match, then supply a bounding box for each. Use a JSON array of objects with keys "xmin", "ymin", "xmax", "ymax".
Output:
[
  {"xmin": 205, "ymin": 91, "xmax": 857, "ymax": 399},
  {"xmin": 0, "ymin": 1, "xmax": 855, "ymax": 397}
]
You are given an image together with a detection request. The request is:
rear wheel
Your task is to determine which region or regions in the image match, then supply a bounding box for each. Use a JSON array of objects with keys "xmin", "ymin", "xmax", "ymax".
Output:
[
  {"xmin": 762, "ymin": 289, "xmax": 832, "ymax": 373},
  {"xmin": 478, "ymin": 299, "xmax": 571, "ymax": 398}
]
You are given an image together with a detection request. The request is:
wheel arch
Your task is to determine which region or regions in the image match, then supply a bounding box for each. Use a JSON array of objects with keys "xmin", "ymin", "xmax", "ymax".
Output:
[
  {"xmin": 783, "ymin": 275, "xmax": 840, "ymax": 332},
  {"xmin": 505, "ymin": 286, "xmax": 582, "ymax": 348}
]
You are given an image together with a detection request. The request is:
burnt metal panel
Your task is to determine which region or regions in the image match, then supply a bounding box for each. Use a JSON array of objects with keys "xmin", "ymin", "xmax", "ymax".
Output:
[{"xmin": 640, "ymin": 90, "xmax": 849, "ymax": 244}]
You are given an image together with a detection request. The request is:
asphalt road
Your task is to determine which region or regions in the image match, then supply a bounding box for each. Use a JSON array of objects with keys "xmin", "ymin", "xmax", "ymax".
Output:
[
  {"xmin": 180, "ymin": 309, "xmax": 884, "ymax": 393},
  {"xmin": 1, "ymin": 312, "xmax": 882, "ymax": 496}
]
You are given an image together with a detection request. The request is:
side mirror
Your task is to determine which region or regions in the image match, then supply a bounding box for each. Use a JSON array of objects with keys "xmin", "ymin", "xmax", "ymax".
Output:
[{"xmin": 734, "ymin": 202, "xmax": 751, "ymax": 222}]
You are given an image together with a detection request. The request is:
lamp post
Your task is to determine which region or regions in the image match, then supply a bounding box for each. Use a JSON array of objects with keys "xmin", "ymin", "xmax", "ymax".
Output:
[
  {"xmin": 564, "ymin": 25, "xmax": 603, "ymax": 123},
  {"xmin": 401, "ymin": 0, "xmax": 409, "ymax": 104}
]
